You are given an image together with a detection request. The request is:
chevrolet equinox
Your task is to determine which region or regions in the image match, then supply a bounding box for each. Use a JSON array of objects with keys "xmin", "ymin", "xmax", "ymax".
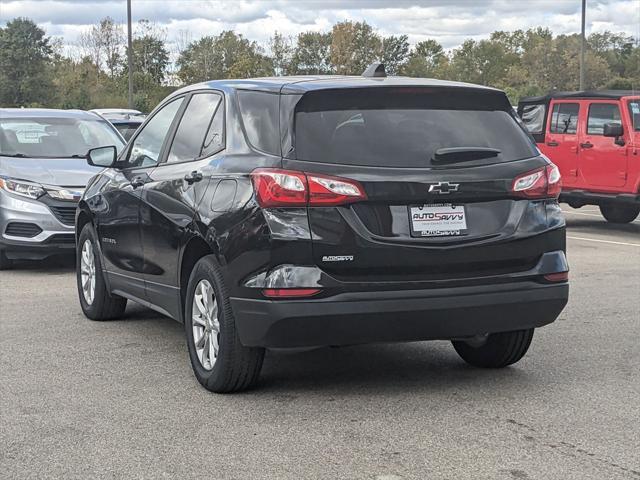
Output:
[{"xmin": 76, "ymin": 64, "xmax": 569, "ymax": 393}]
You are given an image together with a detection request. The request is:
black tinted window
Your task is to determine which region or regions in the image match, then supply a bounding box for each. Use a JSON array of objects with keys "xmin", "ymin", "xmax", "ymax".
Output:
[
  {"xmin": 587, "ymin": 103, "xmax": 621, "ymax": 135},
  {"xmin": 292, "ymin": 88, "xmax": 537, "ymax": 167},
  {"xmin": 168, "ymin": 93, "xmax": 221, "ymax": 163},
  {"xmin": 550, "ymin": 103, "xmax": 579, "ymax": 134},
  {"xmin": 237, "ymin": 90, "xmax": 280, "ymax": 155},
  {"xmin": 129, "ymin": 98, "xmax": 183, "ymax": 167}
]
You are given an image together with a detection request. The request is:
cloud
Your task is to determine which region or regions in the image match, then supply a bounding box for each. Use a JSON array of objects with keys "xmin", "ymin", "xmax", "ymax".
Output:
[{"xmin": 1, "ymin": 0, "xmax": 637, "ymax": 51}]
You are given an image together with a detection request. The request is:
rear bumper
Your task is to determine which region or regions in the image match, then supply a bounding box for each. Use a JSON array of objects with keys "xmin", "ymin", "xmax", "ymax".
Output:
[
  {"xmin": 560, "ymin": 190, "xmax": 640, "ymax": 206},
  {"xmin": 231, "ymin": 281, "xmax": 569, "ymax": 348}
]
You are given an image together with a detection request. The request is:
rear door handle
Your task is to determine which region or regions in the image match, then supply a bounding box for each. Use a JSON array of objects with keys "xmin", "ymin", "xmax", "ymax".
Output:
[
  {"xmin": 580, "ymin": 142, "xmax": 593, "ymax": 149},
  {"xmin": 184, "ymin": 171, "xmax": 203, "ymax": 184},
  {"xmin": 546, "ymin": 141, "xmax": 559, "ymax": 147},
  {"xmin": 130, "ymin": 176, "xmax": 145, "ymax": 188}
]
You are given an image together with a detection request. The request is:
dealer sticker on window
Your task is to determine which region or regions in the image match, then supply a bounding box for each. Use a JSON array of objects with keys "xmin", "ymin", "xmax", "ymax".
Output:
[{"xmin": 409, "ymin": 204, "xmax": 468, "ymax": 237}]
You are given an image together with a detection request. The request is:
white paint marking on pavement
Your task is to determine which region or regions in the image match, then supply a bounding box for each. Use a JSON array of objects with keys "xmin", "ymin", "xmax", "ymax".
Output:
[{"xmin": 567, "ymin": 235, "xmax": 640, "ymax": 247}]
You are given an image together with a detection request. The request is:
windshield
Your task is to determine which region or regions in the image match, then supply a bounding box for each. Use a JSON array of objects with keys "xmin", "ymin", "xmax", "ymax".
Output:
[
  {"xmin": 0, "ymin": 116, "xmax": 125, "ymax": 158},
  {"xmin": 291, "ymin": 88, "xmax": 538, "ymax": 168},
  {"xmin": 628, "ymin": 100, "xmax": 640, "ymax": 132}
]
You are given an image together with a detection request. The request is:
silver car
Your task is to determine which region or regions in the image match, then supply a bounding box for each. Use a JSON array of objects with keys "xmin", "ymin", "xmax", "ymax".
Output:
[{"xmin": 0, "ymin": 109, "xmax": 125, "ymax": 269}]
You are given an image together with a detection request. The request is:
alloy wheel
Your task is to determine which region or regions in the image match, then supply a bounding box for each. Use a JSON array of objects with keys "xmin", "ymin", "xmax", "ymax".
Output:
[
  {"xmin": 192, "ymin": 279, "xmax": 220, "ymax": 371},
  {"xmin": 80, "ymin": 239, "xmax": 96, "ymax": 305}
]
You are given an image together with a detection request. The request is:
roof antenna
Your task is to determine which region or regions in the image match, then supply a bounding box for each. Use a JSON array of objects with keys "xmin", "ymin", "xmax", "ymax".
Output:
[{"xmin": 362, "ymin": 62, "xmax": 386, "ymax": 78}]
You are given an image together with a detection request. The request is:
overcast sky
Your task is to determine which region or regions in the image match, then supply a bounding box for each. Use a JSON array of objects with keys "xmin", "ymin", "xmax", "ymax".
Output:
[{"xmin": 1, "ymin": 0, "xmax": 639, "ymax": 51}]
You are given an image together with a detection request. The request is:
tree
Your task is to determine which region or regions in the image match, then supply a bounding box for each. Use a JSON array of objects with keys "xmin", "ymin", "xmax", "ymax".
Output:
[
  {"xmin": 402, "ymin": 39, "xmax": 447, "ymax": 78},
  {"xmin": 176, "ymin": 31, "xmax": 273, "ymax": 84},
  {"xmin": 290, "ymin": 31, "xmax": 332, "ymax": 74},
  {"xmin": 381, "ymin": 35, "xmax": 409, "ymax": 75},
  {"xmin": 77, "ymin": 17, "xmax": 124, "ymax": 76},
  {"xmin": 0, "ymin": 17, "xmax": 53, "ymax": 106},
  {"xmin": 125, "ymin": 35, "xmax": 170, "ymax": 85},
  {"xmin": 270, "ymin": 32, "xmax": 294, "ymax": 76},
  {"xmin": 330, "ymin": 21, "xmax": 381, "ymax": 75}
]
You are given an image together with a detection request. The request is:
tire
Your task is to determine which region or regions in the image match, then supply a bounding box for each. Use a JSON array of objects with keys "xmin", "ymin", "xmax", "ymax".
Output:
[
  {"xmin": 76, "ymin": 223, "xmax": 127, "ymax": 320},
  {"xmin": 0, "ymin": 250, "xmax": 13, "ymax": 270},
  {"xmin": 185, "ymin": 255, "xmax": 264, "ymax": 393},
  {"xmin": 452, "ymin": 329, "xmax": 534, "ymax": 368},
  {"xmin": 599, "ymin": 204, "xmax": 640, "ymax": 224}
]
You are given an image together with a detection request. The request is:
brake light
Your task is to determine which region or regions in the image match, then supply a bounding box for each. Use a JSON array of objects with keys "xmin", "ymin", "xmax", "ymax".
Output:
[
  {"xmin": 512, "ymin": 163, "xmax": 562, "ymax": 199},
  {"xmin": 262, "ymin": 288, "xmax": 321, "ymax": 298},
  {"xmin": 251, "ymin": 168, "xmax": 366, "ymax": 207}
]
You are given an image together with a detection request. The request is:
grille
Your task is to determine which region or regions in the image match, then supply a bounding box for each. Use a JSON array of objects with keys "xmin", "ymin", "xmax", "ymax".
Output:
[
  {"xmin": 49, "ymin": 206, "xmax": 76, "ymax": 226},
  {"xmin": 4, "ymin": 222, "xmax": 43, "ymax": 238},
  {"xmin": 46, "ymin": 234, "xmax": 76, "ymax": 245}
]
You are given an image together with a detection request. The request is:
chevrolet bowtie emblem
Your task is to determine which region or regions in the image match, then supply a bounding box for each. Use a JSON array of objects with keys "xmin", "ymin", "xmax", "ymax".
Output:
[{"xmin": 428, "ymin": 182, "xmax": 460, "ymax": 194}]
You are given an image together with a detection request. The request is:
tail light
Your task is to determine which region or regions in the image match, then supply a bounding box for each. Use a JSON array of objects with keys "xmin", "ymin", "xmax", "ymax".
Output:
[
  {"xmin": 251, "ymin": 168, "xmax": 366, "ymax": 207},
  {"xmin": 512, "ymin": 163, "xmax": 561, "ymax": 199}
]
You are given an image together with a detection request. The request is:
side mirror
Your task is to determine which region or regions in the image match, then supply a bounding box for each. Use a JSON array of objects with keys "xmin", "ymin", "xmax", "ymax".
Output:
[
  {"xmin": 603, "ymin": 123, "xmax": 623, "ymax": 138},
  {"xmin": 87, "ymin": 146, "xmax": 117, "ymax": 168}
]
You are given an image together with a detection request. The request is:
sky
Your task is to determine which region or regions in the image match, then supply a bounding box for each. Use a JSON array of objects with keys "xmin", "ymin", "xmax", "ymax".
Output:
[{"xmin": 1, "ymin": 0, "xmax": 639, "ymax": 52}]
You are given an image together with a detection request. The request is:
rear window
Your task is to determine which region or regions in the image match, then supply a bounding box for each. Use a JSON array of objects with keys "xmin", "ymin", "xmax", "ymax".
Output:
[{"xmin": 292, "ymin": 88, "xmax": 538, "ymax": 168}]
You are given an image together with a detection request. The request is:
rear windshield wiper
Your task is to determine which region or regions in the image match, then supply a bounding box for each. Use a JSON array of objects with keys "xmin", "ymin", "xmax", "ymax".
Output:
[
  {"xmin": 0, "ymin": 152, "xmax": 30, "ymax": 158},
  {"xmin": 432, "ymin": 147, "xmax": 501, "ymax": 164}
]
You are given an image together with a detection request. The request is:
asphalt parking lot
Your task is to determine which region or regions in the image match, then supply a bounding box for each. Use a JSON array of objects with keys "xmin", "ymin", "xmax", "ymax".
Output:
[{"xmin": 1, "ymin": 207, "xmax": 639, "ymax": 480}]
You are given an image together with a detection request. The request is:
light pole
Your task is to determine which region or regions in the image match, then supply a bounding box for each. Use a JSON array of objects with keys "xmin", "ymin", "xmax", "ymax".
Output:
[
  {"xmin": 580, "ymin": 0, "xmax": 586, "ymax": 91},
  {"xmin": 127, "ymin": 0, "xmax": 133, "ymax": 108}
]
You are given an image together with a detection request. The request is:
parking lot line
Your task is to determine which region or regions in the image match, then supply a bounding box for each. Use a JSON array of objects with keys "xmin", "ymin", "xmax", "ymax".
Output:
[{"xmin": 567, "ymin": 235, "xmax": 640, "ymax": 247}]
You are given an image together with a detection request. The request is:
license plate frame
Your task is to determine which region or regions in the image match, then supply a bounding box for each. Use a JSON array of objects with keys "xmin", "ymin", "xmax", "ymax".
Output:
[{"xmin": 408, "ymin": 203, "xmax": 468, "ymax": 238}]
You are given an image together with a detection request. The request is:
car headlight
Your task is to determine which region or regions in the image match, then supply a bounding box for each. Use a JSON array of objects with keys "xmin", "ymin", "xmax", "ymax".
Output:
[
  {"xmin": 46, "ymin": 187, "xmax": 85, "ymax": 201},
  {"xmin": 0, "ymin": 177, "xmax": 46, "ymax": 199}
]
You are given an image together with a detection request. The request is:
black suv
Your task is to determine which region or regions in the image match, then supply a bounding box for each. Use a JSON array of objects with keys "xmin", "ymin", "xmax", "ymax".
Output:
[{"xmin": 76, "ymin": 65, "xmax": 569, "ymax": 393}]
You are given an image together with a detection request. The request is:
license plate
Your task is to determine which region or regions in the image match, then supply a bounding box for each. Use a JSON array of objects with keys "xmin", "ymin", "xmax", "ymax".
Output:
[{"xmin": 409, "ymin": 204, "xmax": 467, "ymax": 237}]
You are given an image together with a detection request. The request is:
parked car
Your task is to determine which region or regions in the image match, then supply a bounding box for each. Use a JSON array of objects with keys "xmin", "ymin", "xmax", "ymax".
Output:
[
  {"xmin": 76, "ymin": 64, "xmax": 569, "ymax": 393},
  {"xmin": 518, "ymin": 90, "xmax": 640, "ymax": 223},
  {"xmin": 0, "ymin": 108, "xmax": 126, "ymax": 269},
  {"xmin": 91, "ymin": 108, "xmax": 146, "ymax": 141}
]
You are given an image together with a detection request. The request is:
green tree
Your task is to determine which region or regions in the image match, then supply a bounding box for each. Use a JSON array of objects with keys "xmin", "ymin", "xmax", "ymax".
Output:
[
  {"xmin": 125, "ymin": 35, "xmax": 169, "ymax": 84},
  {"xmin": 290, "ymin": 31, "xmax": 332, "ymax": 74},
  {"xmin": 401, "ymin": 39, "xmax": 447, "ymax": 78},
  {"xmin": 177, "ymin": 31, "xmax": 272, "ymax": 83},
  {"xmin": 0, "ymin": 18, "xmax": 53, "ymax": 106},
  {"xmin": 381, "ymin": 35, "xmax": 409, "ymax": 75}
]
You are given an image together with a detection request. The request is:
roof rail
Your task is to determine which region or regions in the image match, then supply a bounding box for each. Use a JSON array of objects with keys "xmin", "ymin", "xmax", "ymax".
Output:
[{"xmin": 362, "ymin": 62, "xmax": 386, "ymax": 78}]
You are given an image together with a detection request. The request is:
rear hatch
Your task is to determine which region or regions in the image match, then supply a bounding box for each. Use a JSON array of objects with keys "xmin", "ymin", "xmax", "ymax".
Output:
[{"xmin": 282, "ymin": 86, "xmax": 557, "ymax": 282}]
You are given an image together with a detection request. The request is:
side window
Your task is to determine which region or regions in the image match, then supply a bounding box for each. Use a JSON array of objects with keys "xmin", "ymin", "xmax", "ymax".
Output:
[
  {"xmin": 167, "ymin": 92, "xmax": 222, "ymax": 163},
  {"xmin": 550, "ymin": 103, "xmax": 579, "ymax": 134},
  {"xmin": 128, "ymin": 98, "xmax": 183, "ymax": 168},
  {"xmin": 201, "ymin": 100, "xmax": 225, "ymax": 157},
  {"xmin": 521, "ymin": 104, "xmax": 545, "ymax": 134},
  {"xmin": 587, "ymin": 103, "xmax": 621, "ymax": 135},
  {"xmin": 237, "ymin": 90, "xmax": 280, "ymax": 155}
]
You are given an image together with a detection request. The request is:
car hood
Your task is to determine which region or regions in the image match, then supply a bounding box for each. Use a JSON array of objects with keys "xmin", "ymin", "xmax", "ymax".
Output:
[{"xmin": 0, "ymin": 156, "xmax": 103, "ymax": 187}]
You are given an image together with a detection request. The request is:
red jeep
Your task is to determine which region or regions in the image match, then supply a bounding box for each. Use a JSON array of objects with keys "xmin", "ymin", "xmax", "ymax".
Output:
[{"xmin": 518, "ymin": 91, "xmax": 640, "ymax": 223}]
